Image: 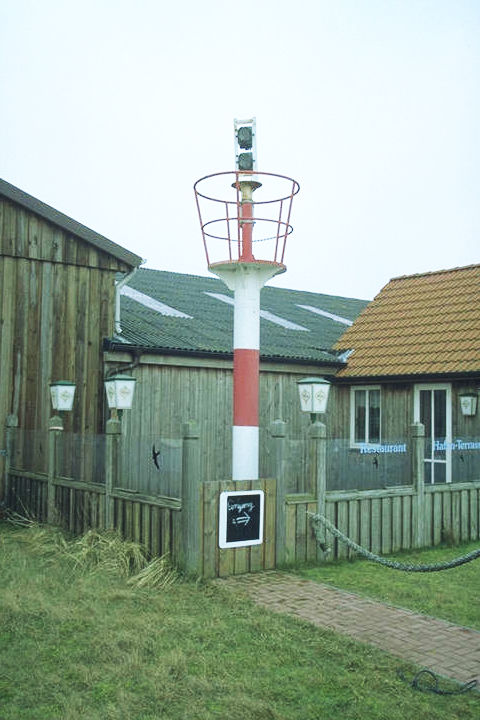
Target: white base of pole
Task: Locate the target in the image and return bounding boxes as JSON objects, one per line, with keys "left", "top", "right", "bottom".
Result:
{"left": 232, "top": 425, "right": 259, "bottom": 480}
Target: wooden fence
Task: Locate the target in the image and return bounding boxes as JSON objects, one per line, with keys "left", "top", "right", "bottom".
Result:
{"left": 4, "top": 415, "right": 182, "bottom": 560}
{"left": 276, "top": 421, "right": 480, "bottom": 566}
{"left": 4, "top": 415, "right": 480, "bottom": 578}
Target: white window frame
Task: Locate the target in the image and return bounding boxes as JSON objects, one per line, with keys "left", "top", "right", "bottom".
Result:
{"left": 413, "top": 383, "right": 452, "bottom": 484}
{"left": 350, "top": 385, "right": 381, "bottom": 449}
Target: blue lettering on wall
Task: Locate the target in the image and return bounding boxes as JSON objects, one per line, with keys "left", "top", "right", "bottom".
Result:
{"left": 360, "top": 443, "right": 407, "bottom": 454}
{"left": 434, "top": 440, "right": 480, "bottom": 451}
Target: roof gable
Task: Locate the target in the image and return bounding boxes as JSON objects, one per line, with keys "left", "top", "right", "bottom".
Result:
{"left": 335, "top": 264, "right": 480, "bottom": 378}
{"left": 0, "top": 178, "right": 142, "bottom": 268}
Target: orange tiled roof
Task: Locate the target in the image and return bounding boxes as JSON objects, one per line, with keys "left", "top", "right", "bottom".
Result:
{"left": 334, "top": 264, "right": 480, "bottom": 377}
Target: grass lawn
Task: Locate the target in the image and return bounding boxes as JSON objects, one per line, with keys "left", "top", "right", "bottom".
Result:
{"left": 297, "top": 541, "right": 480, "bottom": 630}
{"left": 1, "top": 521, "right": 478, "bottom": 720}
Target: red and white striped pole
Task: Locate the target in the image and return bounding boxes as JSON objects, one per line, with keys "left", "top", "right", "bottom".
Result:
{"left": 216, "top": 260, "right": 281, "bottom": 480}
{"left": 232, "top": 264, "right": 261, "bottom": 480}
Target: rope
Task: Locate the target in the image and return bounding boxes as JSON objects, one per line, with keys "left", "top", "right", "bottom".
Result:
{"left": 309, "top": 512, "right": 480, "bottom": 572}
{"left": 397, "top": 669, "right": 477, "bottom": 695}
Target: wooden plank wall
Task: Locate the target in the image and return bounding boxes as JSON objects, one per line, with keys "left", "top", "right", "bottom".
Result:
{"left": 0, "top": 255, "right": 116, "bottom": 435}
{"left": 0, "top": 198, "right": 129, "bottom": 269}
{"left": 201, "top": 478, "right": 276, "bottom": 579}
{"left": 0, "top": 197, "right": 133, "bottom": 496}
{"left": 119, "top": 359, "right": 329, "bottom": 496}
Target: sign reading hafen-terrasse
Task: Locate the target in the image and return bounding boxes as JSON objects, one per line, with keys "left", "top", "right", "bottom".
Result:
{"left": 219, "top": 490, "right": 264, "bottom": 549}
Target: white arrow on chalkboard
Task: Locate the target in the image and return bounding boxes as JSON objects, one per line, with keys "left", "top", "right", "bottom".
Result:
{"left": 232, "top": 512, "right": 251, "bottom": 526}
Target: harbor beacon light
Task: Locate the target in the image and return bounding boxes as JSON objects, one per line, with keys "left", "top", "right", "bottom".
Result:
{"left": 194, "top": 118, "right": 299, "bottom": 480}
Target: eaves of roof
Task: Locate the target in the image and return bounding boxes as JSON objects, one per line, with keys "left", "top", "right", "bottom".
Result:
{"left": 103, "top": 336, "right": 345, "bottom": 367}
{"left": 0, "top": 178, "right": 143, "bottom": 268}
{"left": 333, "top": 370, "right": 480, "bottom": 384}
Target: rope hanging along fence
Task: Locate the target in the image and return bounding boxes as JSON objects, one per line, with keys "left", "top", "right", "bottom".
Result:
{"left": 309, "top": 512, "right": 480, "bottom": 572}
{"left": 397, "top": 668, "right": 477, "bottom": 695}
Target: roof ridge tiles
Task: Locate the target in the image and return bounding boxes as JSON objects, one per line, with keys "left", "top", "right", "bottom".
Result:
{"left": 390, "top": 263, "right": 480, "bottom": 283}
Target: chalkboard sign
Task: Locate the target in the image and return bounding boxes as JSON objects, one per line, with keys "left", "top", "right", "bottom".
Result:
{"left": 219, "top": 490, "right": 264, "bottom": 549}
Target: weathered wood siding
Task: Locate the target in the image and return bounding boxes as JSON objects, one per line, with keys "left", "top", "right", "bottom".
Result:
{"left": 328, "top": 381, "right": 480, "bottom": 490}
{"left": 0, "top": 198, "right": 131, "bottom": 270}
{"left": 452, "top": 381, "right": 480, "bottom": 482}
{"left": 115, "top": 354, "right": 338, "bottom": 495}
{"left": 0, "top": 198, "right": 131, "bottom": 451}
{"left": 0, "top": 255, "right": 115, "bottom": 433}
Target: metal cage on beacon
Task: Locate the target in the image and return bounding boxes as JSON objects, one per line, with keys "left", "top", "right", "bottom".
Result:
{"left": 194, "top": 170, "right": 300, "bottom": 270}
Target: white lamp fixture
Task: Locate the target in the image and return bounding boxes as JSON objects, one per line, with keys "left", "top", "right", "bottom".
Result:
{"left": 460, "top": 393, "right": 478, "bottom": 417}
{"left": 104, "top": 374, "right": 136, "bottom": 411}
{"left": 50, "top": 381, "right": 76, "bottom": 412}
{"left": 297, "top": 377, "right": 331, "bottom": 420}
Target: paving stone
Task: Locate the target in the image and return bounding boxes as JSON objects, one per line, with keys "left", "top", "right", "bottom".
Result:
{"left": 215, "top": 571, "right": 480, "bottom": 687}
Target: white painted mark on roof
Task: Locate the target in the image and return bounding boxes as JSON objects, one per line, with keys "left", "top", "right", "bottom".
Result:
{"left": 205, "top": 292, "right": 234, "bottom": 306}
{"left": 297, "top": 305, "right": 353, "bottom": 326}
{"left": 205, "top": 292, "right": 310, "bottom": 331}
{"left": 260, "top": 310, "right": 310, "bottom": 331}
{"left": 122, "top": 286, "right": 192, "bottom": 318}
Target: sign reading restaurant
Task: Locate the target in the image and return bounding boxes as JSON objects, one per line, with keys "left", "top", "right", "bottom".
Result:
{"left": 359, "top": 439, "right": 480, "bottom": 454}
{"left": 360, "top": 443, "right": 407, "bottom": 454}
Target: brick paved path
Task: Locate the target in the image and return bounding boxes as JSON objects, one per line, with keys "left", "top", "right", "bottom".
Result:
{"left": 217, "top": 572, "right": 480, "bottom": 686}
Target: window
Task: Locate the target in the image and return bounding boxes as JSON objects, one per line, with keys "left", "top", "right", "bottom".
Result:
{"left": 350, "top": 386, "right": 381, "bottom": 447}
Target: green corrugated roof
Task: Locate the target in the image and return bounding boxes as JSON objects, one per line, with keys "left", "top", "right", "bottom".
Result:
{"left": 109, "top": 268, "right": 369, "bottom": 365}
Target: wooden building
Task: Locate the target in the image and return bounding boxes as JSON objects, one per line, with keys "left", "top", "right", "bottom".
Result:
{"left": 1, "top": 178, "right": 369, "bottom": 500}
{"left": 105, "top": 267, "right": 369, "bottom": 494}
{"left": 4, "top": 180, "right": 479, "bottom": 571}
{"left": 0, "top": 179, "right": 142, "bottom": 494}
{"left": 332, "top": 265, "right": 480, "bottom": 487}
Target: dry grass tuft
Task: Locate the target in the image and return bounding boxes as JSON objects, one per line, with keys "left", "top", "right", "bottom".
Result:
{"left": 3, "top": 515, "right": 175, "bottom": 583}
{"left": 65, "top": 530, "right": 148, "bottom": 576}
{"left": 6, "top": 519, "right": 69, "bottom": 559}
{"left": 128, "top": 554, "right": 178, "bottom": 589}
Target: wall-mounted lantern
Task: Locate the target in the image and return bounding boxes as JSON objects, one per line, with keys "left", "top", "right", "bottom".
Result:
{"left": 104, "top": 374, "right": 136, "bottom": 417}
{"left": 297, "top": 377, "right": 331, "bottom": 423}
{"left": 49, "top": 381, "right": 76, "bottom": 430}
{"left": 460, "top": 393, "right": 478, "bottom": 417}
{"left": 50, "top": 381, "right": 76, "bottom": 412}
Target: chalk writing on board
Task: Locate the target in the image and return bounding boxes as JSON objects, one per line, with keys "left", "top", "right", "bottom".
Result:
{"left": 219, "top": 491, "right": 265, "bottom": 548}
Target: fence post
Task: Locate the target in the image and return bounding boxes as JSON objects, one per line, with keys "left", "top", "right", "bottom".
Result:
{"left": 411, "top": 422, "right": 425, "bottom": 548}
{"left": 270, "top": 419, "right": 287, "bottom": 566}
{"left": 310, "top": 421, "right": 327, "bottom": 553}
{"left": 3, "top": 414, "right": 18, "bottom": 504}
{"left": 181, "top": 420, "right": 201, "bottom": 575}
{"left": 105, "top": 417, "right": 121, "bottom": 529}
{"left": 48, "top": 415, "right": 63, "bottom": 524}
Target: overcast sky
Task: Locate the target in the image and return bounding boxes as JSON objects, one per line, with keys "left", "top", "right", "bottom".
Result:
{"left": 1, "top": 0, "right": 479, "bottom": 300}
